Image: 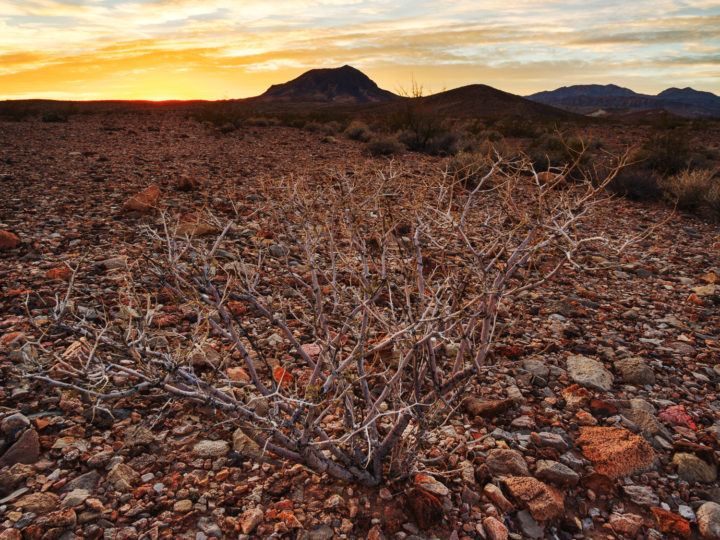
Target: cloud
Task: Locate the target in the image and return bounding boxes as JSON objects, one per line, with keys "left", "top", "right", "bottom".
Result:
{"left": 0, "top": 0, "right": 718, "bottom": 98}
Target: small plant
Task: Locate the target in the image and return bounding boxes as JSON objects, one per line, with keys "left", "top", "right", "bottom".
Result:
{"left": 661, "top": 168, "right": 720, "bottom": 215}
{"left": 636, "top": 131, "right": 691, "bottom": 176}
{"left": 345, "top": 120, "right": 372, "bottom": 142}
{"left": 365, "top": 135, "right": 405, "bottom": 156}
{"left": 607, "top": 167, "right": 664, "bottom": 202}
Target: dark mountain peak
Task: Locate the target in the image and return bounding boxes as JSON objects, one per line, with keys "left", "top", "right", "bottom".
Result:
{"left": 528, "top": 84, "right": 638, "bottom": 101}
{"left": 258, "top": 65, "right": 397, "bottom": 103}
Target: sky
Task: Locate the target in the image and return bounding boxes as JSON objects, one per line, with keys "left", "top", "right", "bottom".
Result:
{"left": 1, "top": 0, "right": 719, "bottom": 101}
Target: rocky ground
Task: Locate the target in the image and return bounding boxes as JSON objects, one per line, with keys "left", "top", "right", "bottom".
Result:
{"left": 1, "top": 112, "right": 720, "bottom": 540}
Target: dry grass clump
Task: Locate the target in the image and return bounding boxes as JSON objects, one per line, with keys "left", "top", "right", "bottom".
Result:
{"left": 365, "top": 135, "right": 405, "bottom": 156}
{"left": 345, "top": 120, "right": 373, "bottom": 142}
{"left": 661, "top": 168, "right": 720, "bottom": 216}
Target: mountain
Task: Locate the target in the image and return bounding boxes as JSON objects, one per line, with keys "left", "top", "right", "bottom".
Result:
{"left": 527, "top": 84, "right": 720, "bottom": 118}
{"left": 420, "top": 84, "right": 576, "bottom": 120}
{"left": 257, "top": 65, "right": 397, "bottom": 103}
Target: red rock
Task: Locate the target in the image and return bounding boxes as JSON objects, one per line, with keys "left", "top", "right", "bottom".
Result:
{"left": 561, "top": 384, "right": 591, "bottom": 408}
{"left": 483, "top": 516, "right": 509, "bottom": 540}
{"left": 45, "top": 266, "right": 73, "bottom": 280}
{"left": 576, "top": 426, "right": 656, "bottom": 479}
{"left": 0, "top": 429, "right": 40, "bottom": 467}
{"left": 658, "top": 405, "right": 698, "bottom": 431}
{"left": 609, "top": 513, "right": 644, "bottom": 537}
{"left": 463, "top": 397, "right": 514, "bottom": 418}
{"left": 240, "top": 508, "right": 264, "bottom": 535}
{"left": 483, "top": 483, "right": 515, "bottom": 513}
{"left": 504, "top": 476, "right": 564, "bottom": 521}
{"left": 651, "top": 507, "right": 691, "bottom": 538}
{"left": 406, "top": 487, "right": 443, "bottom": 529}
{"left": 0, "top": 230, "right": 20, "bottom": 250}
{"left": 122, "top": 185, "right": 161, "bottom": 213}
{"left": 0, "top": 331, "right": 25, "bottom": 348}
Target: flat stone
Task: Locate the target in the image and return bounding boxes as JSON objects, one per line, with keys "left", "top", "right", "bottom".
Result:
{"left": 0, "top": 413, "right": 30, "bottom": 435}
{"left": 486, "top": 448, "right": 529, "bottom": 477}
{"left": 174, "top": 499, "right": 193, "bottom": 513}
{"left": 614, "top": 357, "right": 655, "bottom": 385}
{"left": 14, "top": 491, "right": 59, "bottom": 513}
{"left": 0, "top": 429, "right": 39, "bottom": 467}
{"left": 577, "top": 426, "right": 656, "bottom": 479}
{"left": 413, "top": 473, "right": 449, "bottom": 497}
{"left": 672, "top": 453, "right": 717, "bottom": 483}
{"left": 622, "top": 484, "right": 659, "bottom": 507}
{"left": 64, "top": 471, "right": 101, "bottom": 492}
{"left": 193, "top": 440, "right": 230, "bottom": 458}
{"left": 567, "top": 355, "right": 614, "bottom": 391}
{"left": 535, "top": 460, "right": 579, "bottom": 487}
{"left": 522, "top": 359, "right": 550, "bottom": 380}
{"left": 61, "top": 489, "right": 90, "bottom": 508}
{"left": 515, "top": 509, "right": 544, "bottom": 538}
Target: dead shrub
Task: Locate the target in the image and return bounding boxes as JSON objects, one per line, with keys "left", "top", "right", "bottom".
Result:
{"left": 345, "top": 120, "right": 373, "bottom": 142}
{"left": 661, "top": 168, "right": 720, "bottom": 215}
{"left": 365, "top": 135, "right": 405, "bottom": 156}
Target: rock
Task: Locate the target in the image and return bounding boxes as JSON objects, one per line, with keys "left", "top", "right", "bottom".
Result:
{"left": 566, "top": 355, "right": 614, "bottom": 391}
{"left": 406, "top": 487, "right": 443, "bottom": 529}
{"left": 0, "top": 529, "right": 22, "bottom": 540}
{"left": 0, "top": 230, "right": 21, "bottom": 250}
{"left": 14, "top": 491, "right": 59, "bottom": 513}
{"left": 672, "top": 453, "right": 717, "bottom": 483}
{"left": 609, "top": 513, "right": 644, "bottom": 537}
{"left": 614, "top": 357, "right": 655, "bottom": 385}
{"left": 124, "top": 425, "right": 155, "bottom": 447}
{"left": 522, "top": 358, "right": 550, "bottom": 380}
{"left": 233, "top": 429, "right": 263, "bottom": 459}
{"left": 61, "top": 489, "right": 90, "bottom": 508}
{"left": 535, "top": 460, "right": 579, "bottom": 487}
{"left": 0, "top": 463, "right": 34, "bottom": 494}
{"left": 413, "top": 473, "right": 449, "bottom": 496}
{"left": 622, "top": 484, "right": 659, "bottom": 506}
{"left": 45, "top": 265, "right": 73, "bottom": 280}
{"left": 486, "top": 448, "right": 529, "bottom": 476}
{"left": 651, "top": 507, "right": 691, "bottom": 538}
{"left": 193, "top": 440, "right": 230, "bottom": 458}
{"left": 561, "top": 384, "right": 592, "bottom": 408}
{"left": 698, "top": 502, "right": 720, "bottom": 539}
{"left": 504, "top": 476, "right": 564, "bottom": 521}
{"left": 309, "top": 525, "right": 335, "bottom": 540}
{"left": 1, "top": 413, "right": 30, "bottom": 435}
{"left": 240, "top": 508, "right": 264, "bottom": 535}
{"left": 98, "top": 256, "right": 127, "bottom": 271}
{"left": 515, "top": 510, "right": 544, "bottom": 539}
{"left": 531, "top": 431, "right": 570, "bottom": 451}
{"left": 107, "top": 463, "right": 139, "bottom": 492}
{"left": 122, "top": 185, "right": 161, "bottom": 213}
{"left": 576, "top": 426, "right": 656, "bottom": 479}
{"left": 174, "top": 499, "right": 193, "bottom": 513}
{"left": 483, "top": 516, "right": 508, "bottom": 540}
{"left": 0, "top": 429, "right": 39, "bottom": 467}
{"left": 483, "top": 483, "right": 515, "bottom": 513}
{"left": 621, "top": 404, "right": 668, "bottom": 439}
{"left": 463, "top": 397, "right": 514, "bottom": 418}
{"left": 175, "top": 222, "right": 220, "bottom": 237}
{"left": 227, "top": 366, "right": 250, "bottom": 382}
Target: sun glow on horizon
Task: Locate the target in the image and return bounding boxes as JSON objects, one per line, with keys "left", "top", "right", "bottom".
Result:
{"left": 1, "top": 0, "right": 719, "bottom": 100}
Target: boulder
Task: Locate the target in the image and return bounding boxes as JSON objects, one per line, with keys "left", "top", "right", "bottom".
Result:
{"left": 504, "top": 476, "right": 564, "bottom": 521}
{"left": 577, "top": 426, "right": 656, "bottom": 479}
{"left": 566, "top": 355, "right": 614, "bottom": 391}
{"left": 0, "top": 429, "right": 39, "bottom": 467}
{"left": 0, "top": 230, "right": 20, "bottom": 250}
{"left": 698, "top": 502, "right": 720, "bottom": 539}
{"left": 672, "top": 453, "right": 717, "bottom": 483}
{"left": 122, "top": 185, "right": 161, "bottom": 213}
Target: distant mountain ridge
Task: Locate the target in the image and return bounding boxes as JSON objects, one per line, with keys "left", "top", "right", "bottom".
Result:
{"left": 256, "top": 65, "right": 397, "bottom": 103}
{"left": 527, "top": 85, "right": 720, "bottom": 118}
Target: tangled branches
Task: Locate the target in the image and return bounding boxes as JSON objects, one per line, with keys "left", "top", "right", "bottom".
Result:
{"left": 29, "top": 153, "right": 629, "bottom": 486}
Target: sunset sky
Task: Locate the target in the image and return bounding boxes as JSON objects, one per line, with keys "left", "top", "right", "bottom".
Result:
{"left": 1, "top": 0, "right": 719, "bottom": 101}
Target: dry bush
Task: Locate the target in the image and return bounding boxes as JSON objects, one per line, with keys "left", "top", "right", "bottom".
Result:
{"left": 30, "top": 154, "right": 631, "bottom": 486}
{"left": 661, "top": 168, "right": 720, "bottom": 215}
{"left": 365, "top": 136, "right": 405, "bottom": 156}
{"left": 345, "top": 120, "right": 373, "bottom": 142}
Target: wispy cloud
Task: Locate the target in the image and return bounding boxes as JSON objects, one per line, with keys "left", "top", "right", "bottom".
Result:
{"left": 0, "top": 0, "right": 718, "bottom": 99}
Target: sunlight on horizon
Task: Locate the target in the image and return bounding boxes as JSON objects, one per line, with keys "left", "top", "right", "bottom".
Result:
{"left": 1, "top": 0, "right": 719, "bottom": 100}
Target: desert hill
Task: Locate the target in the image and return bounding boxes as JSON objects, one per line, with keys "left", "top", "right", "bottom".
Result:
{"left": 256, "top": 65, "right": 398, "bottom": 103}
{"left": 528, "top": 84, "right": 720, "bottom": 118}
